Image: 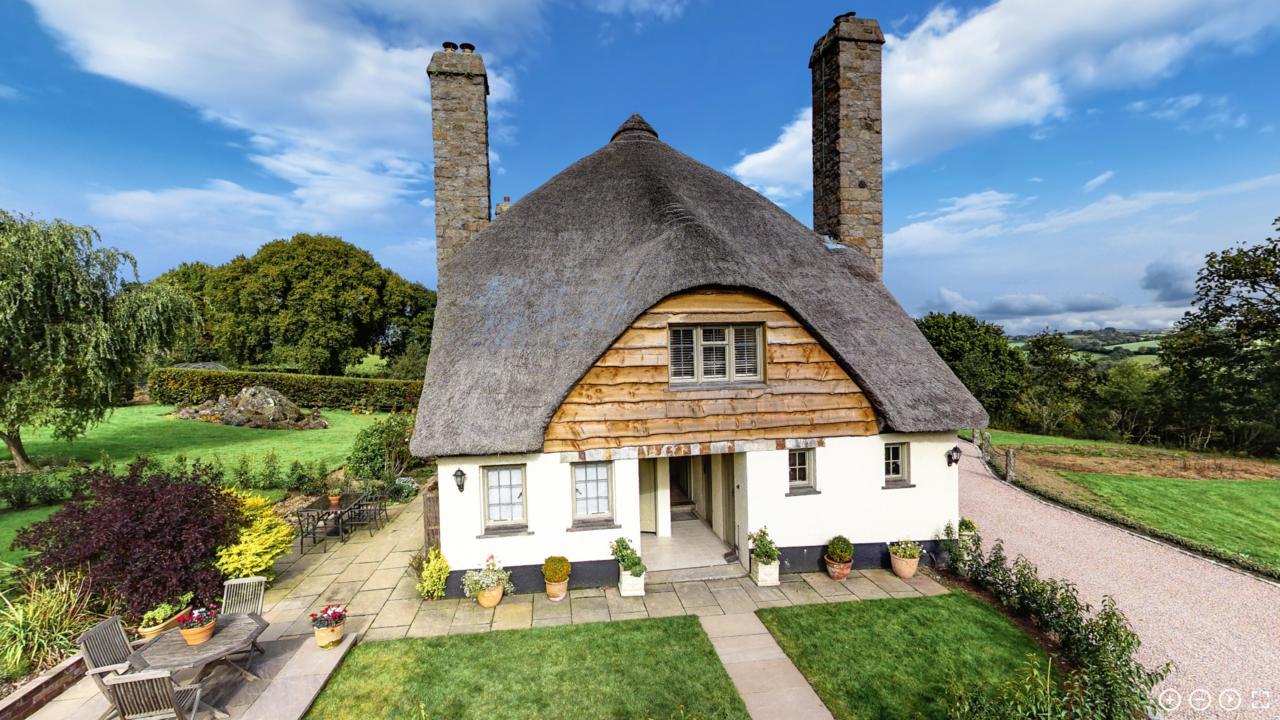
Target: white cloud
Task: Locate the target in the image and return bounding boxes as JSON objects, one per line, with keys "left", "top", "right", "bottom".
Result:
{"left": 1028, "top": 176, "right": 1045, "bottom": 183}
{"left": 730, "top": 108, "right": 812, "bottom": 201}
{"left": 733, "top": 0, "right": 1280, "bottom": 190}
{"left": 924, "top": 287, "right": 1182, "bottom": 333}
{"left": 0, "top": 84, "right": 19, "bottom": 100}
{"left": 589, "top": 0, "right": 688, "bottom": 21}
{"left": 890, "top": 190, "right": 1017, "bottom": 255}
{"left": 1083, "top": 170, "right": 1115, "bottom": 192}
{"left": 1126, "top": 93, "right": 1249, "bottom": 132}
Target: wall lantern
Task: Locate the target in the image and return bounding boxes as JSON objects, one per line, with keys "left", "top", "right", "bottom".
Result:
{"left": 946, "top": 446, "right": 963, "bottom": 467}
{"left": 453, "top": 468, "right": 467, "bottom": 493}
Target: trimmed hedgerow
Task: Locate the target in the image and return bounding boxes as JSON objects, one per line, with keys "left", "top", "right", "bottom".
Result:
{"left": 16, "top": 459, "right": 243, "bottom": 619}
{"left": 148, "top": 367, "right": 421, "bottom": 410}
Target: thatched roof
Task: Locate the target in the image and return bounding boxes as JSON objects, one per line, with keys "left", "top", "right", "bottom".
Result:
{"left": 412, "top": 115, "right": 987, "bottom": 457}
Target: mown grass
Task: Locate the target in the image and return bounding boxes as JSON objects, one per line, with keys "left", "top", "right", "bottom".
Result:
{"left": 1063, "top": 471, "right": 1280, "bottom": 574}
{"left": 962, "top": 429, "right": 1125, "bottom": 448}
{"left": 2, "top": 404, "right": 387, "bottom": 470}
{"left": 758, "top": 594, "right": 1045, "bottom": 720}
{"left": 0, "top": 505, "right": 60, "bottom": 564}
{"left": 306, "top": 616, "right": 749, "bottom": 720}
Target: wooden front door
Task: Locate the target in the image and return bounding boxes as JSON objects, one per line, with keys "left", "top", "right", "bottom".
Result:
{"left": 639, "top": 459, "right": 657, "bottom": 533}
{"left": 721, "top": 455, "right": 736, "bottom": 548}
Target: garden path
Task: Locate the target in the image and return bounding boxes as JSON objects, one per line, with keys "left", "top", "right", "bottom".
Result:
{"left": 959, "top": 443, "right": 1280, "bottom": 720}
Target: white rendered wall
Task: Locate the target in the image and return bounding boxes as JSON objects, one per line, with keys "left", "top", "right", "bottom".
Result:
{"left": 742, "top": 432, "right": 960, "bottom": 548}
{"left": 435, "top": 454, "right": 640, "bottom": 571}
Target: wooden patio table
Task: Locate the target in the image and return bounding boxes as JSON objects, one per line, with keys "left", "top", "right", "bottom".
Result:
{"left": 297, "top": 491, "right": 367, "bottom": 544}
{"left": 128, "top": 613, "right": 268, "bottom": 719}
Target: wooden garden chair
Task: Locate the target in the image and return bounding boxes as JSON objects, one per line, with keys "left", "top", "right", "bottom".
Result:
{"left": 101, "top": 670, "right": 202, "bottom": 720}
{"left": 221, "top": 576, "right": 267, "bottom": 665}
{"left": 76, "top": 616, "right": 136, "bottom": 719}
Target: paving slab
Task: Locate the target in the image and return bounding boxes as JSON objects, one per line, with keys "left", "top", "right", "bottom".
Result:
{"left": 363, "top": 625, "right": 409, "bottom": 641}
{"left": 453, "top": 601, "right": 495, "bottom": 626}
{"left": 492, "top": 600, "right": 533, "bottom": 630}
{"left": 533, "top": 593, "right": 572, "bottom": 620}
{"left": 711, "top": 633, "right": 788, "bottom": 663}
{"left": 699, "top": 612, "right": 768, "bottom": 638}
{"left": 800, "top": 572, "right": 853, "bottom": 597}
{"left": 711, "top": 587, "right": 758, "bottom": 614}
{"left": 569, "top": 587, "right": 604, "bottom": 599}
{"left": 605, "top": 587, "right": 647, "bottom": 615}
{"left": 362, "top": 567, "right": 407, "bottom": 591}
{"left": 841, "top": 575, "right": 889, "bottom": 599}
{"left": 862, "top": 568, "right": 914, "bottom": 594}
{"left": 346, "top": 587, "right": 393, "bottom": 616}
{"left": 642, "top": 591, "right": 685, "bottom": 618}
{"left": 335, "top": 561, "right": 379, "bottom": 584}
{"left": 372, "top": 598, "right": 422, "bottom": 628}
{"left": 779, "top": 581, "right": 825, "bottom": 605}
{"left": 570, "top": 596, "right": 610, "bottom": 624}
{"left": 532, "top": 616, "right": 572, "bottom": 628}
{"left": 673, "top": 581, "right": 716, "bottom": 607}
{"left": 905, "top": 574, "right": 949, "bottom": 596}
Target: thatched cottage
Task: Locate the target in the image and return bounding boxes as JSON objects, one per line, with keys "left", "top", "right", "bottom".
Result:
{"left": 411, "top": 14, "right": 987, "bottom": 594}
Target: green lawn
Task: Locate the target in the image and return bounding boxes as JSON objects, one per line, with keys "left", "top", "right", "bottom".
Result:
{"left": 1104, "top": 340, "right": 1160, "bottom": 351}
{"left": 758, "top": 594, "right": 1046, "bottom": 720}
{"left": 0, "top": 505, "right": 60, "bottom": 564}
{"left": 2, "top": 404, "right": 387, "bottom": 470}
{"left": 961, "top": 429, "right": 1124, "bottom": 448}
{"left": 1063, "top": 471, "right": 1280, "bottom": 574}
{"left": 306, "top": 616, "right": 749, "bottom": 720}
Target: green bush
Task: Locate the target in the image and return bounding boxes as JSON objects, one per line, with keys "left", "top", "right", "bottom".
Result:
{"left": 747, "top": 527, "right": 779, "bottom": 564}
{"left": 148, "top": 367, "right": 421, "bottom": 410}
{"left": 258, "top": 450, "right": 282, "bottom": 489}
{"left": 215, "top": 493, "right": 295, "bottom": 579}
{"left": 825, "top": 535, "right": 853, "bottom": 563}
{"left": 345, "top": 413, "right": 416, "bottom": 482}
{"left": 0, "top": 565, "right": 100, "bottom": 681}
{"left": 609, "top": 537, "right": 646, "bottom": 577}
{"left": 541, "top": 556, "right": 571, "bottom": 583}
{"left": 942, "top": 525, "right": 1169, "bottom": 718}
{"left": 0, "top": 472, "right": 73, "bottom": 509}
{"left": 416, "top": 547, "right": 450, "bottom": 600}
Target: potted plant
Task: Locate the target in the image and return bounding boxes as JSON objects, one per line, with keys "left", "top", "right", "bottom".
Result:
{"left": 327, "top": 480, "right": 344, "bottom": 509}
{"left": 137, "top": 592, "right": 193, "bottom": 640}
{"left": 542, "top": 555, "right": 571, "bottom": 603}
{"left": 889, "top": 539, "right": 923, "bottom": 579}
{"left": 747, "top": 527, "right": 780, "bottom": 587}
{"left": 958, "top": 517, "right": 978, "bottom": 538}
{"left": 176, "top": 603, "right": 218, "bottom": 646}
{"left": 462, "top": 555, "right": 515, "bottom": 608}
{"left": 824, "top": 535, "right": 853, "bottom": 580}
{"left": 310, "top": 604, "right": 347, "bottom": 648}
{"left": 610, "top": 537, "right": 646, "bottom": 597}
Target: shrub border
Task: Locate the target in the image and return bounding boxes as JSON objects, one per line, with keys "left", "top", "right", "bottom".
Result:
{"left": 148, "top": 367, "right": 421, "bottom": 410}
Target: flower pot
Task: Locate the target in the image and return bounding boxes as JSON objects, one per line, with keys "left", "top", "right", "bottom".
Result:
{"left": 314, "top": 621, "right": 345, "bottom": 648}
{"left": 328, "top": 495, "right": 341, "bottom": 509}
{"left": 544, "top": 578, "right": 569, "bottom": 603}
{"left": 750, "top": 558, "right": 779, "bottom": 587}
{"left": 618, "top": 564, "right": 646, "bottom": 597}
{"left": 179, "top": 620, "right": 216, "bottom": 646}
{"left": 138, "top": 607, "right": 189, "bottom": 640}
{"left": 824, "top": 554, "right": 853, "bottom": 580}
{"left": 890, "top": 554, "right": 919, "bottom": 579}
{"left": 476, "top": 586, "right": 504, "bottom": 608}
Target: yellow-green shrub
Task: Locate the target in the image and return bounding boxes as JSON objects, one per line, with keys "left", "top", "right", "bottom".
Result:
{"left": 416, "top": 547, "right": 450, "bottom": 600}
{"left": 216, "top": 494, "right": 295, "bottom": 579}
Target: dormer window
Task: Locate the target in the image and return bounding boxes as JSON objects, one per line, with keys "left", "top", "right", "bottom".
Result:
{"left": 669, "top": 325, "right": 763, "bottom": 385}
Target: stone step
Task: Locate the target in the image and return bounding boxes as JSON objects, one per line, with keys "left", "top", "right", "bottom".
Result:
{"left": 648, "top": 563, "right": 747, "bottom": 584}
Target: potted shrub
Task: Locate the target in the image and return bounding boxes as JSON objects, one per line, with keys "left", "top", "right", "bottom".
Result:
{"left": 311, "top": 604, "right": 347, "bottom": 648}
{"left": 610, "top": 537, "right": 646, "bottom": 597}
{"left": 824, "top": 535, "right": 853, "bottom": 580}
{"left": 747, "top": 527, "right": 780, "bottom": 587}
{"left": 176, "top": 603, "right": 218, "bottom": 646}
{"left": 137, "top": 592, "right": 193, "bottom": 640}
{"left": 327, "top": 480, "right": 344, "bottom": 509}
{"left": 542, "top": 556, "right": 571, "bottom": 603}
{"left": 889, "top": 539, "right": 923, "bottom": 579}
{"left": 462, "top": 555, "right": 515, "bottom": 608}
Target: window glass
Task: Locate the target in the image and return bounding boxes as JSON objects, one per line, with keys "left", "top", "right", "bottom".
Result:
{"left": 884, "top": 444, "right": 905, "bottom": 480}
{"left": 670, "top": 327, "right": 695, "bottom": 380}
{"left": 485, "top": 466, "right": 525, "bottom": 524}
{"left": 574, "top": 462, "right": 611, "bottom": 517}
{"left": 734, "top": 327, "right": 759, "bottom": 377}
{"left": 788, "top": 448, "right": 812, "bottom": 486}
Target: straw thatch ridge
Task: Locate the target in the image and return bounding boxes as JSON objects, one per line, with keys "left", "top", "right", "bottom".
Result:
{"left": 412, "top": 115, "right": 987, "bottom": 458}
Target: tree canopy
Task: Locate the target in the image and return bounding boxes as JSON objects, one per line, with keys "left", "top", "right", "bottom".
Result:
{"left": 157, "top": 234, "right": 435, "bottom": 376}
{"left": 0, "top": 211, "right": 197, "bottom": 471}
{"left": 914, "top": 312, "right": 1028, "bottom": 425}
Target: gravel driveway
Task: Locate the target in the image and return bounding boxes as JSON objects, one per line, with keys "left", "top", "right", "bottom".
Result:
{"left": 958, "top": 444, "right": 1280, "bottom": 719}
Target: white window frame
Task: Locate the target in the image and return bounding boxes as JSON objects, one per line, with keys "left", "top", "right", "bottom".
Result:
{"left": 571, "top": 461, "right": 614, "bottom": 522}
{"left": 884, "top": 443, "right": 910, "bottom": 486}
{"left": 668, "top": 324, "right": 764, "bottom": 385}
{"left": 482, "top": 464, "right": 527, "bottom": 529}
{"left": 788, "top": 448, "right": 815, "bottom": 489}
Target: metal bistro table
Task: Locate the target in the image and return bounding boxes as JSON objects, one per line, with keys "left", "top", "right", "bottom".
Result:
{"left": 129, "top": 613, "right": 268, "bottom": 719}
{"left": 297, "top": 491, "right": 367, "bottom": 546}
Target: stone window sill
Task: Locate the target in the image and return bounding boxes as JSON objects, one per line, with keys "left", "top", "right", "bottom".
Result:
{"left": 785, "top": 486, "right": 821, "bottom": 497}
{"left": 477, "top": 525, "right": 532, "bottom": 539}
{"left": 882, "top": 481, "right": 916, "bottom": 490}
{"left": 566, "top": 519, "right": 622, "bottom": 533}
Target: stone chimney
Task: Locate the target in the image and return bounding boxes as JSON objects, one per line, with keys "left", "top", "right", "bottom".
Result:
{"left": 428, "top": 41, "right": 490, "bottom": 273}
{"left": 810, "top": 12, "right": 885, "bottom": 275}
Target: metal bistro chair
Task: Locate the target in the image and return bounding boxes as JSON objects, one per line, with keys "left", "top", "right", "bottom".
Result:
{"left": 101, "top": 670, "right": 202, "bottom": 720}
{"left": 293, "top": 508, "right": 323, "bottom": 554}
{"left": 222, "top": 576, "right": 267, "bottom": 664}
{"left": 347, "top": 490, "right": 387, "bottom": 537}
{"left": 76, "top": 616, "right": 135, "bottom": 719}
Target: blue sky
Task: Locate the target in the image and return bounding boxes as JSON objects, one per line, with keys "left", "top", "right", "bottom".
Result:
{"left": 2, "top": 0, "right": 1278, "bottom": 334}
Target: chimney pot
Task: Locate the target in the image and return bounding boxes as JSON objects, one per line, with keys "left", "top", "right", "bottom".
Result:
{"left": 442, "top": 41, "right": 458, "bottom": 53}
{"left": 459, "top": 42, "right": 475, "bottom": 53}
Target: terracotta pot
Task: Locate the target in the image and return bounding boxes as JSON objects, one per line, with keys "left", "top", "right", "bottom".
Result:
{"left": 476, "top": 586, "right": 504, "bottom": 608}
{"left": 824, "top": 554, "right": 853, "bottom": 580}
{"left": 314, "top": 621, "right": 345, "bottom": 648}
{"left": 544, "top": 578, "right": 568, "bottom": 603}
{"left": 138, "top": 607, "right": 189, "bottom": 640}
{"left": 890, "top": 554, "right": 919, "bottom": 580}
{"left": 179, "top": 620, "right": 216, "bottom": 646}
{"left": 751, "top": 558, "right": 780, "bottom": 587}
{"left": 328, "top": 495, "right": 341, "bottom": 509}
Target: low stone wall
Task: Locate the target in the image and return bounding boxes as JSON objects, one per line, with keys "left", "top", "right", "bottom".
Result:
{"left": 0, "top": 653, "right": 87, "bottom": 720}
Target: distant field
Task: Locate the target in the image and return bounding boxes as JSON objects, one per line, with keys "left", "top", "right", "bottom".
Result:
{"left": 2, "top": 404, "right": 387, "bottom": 470}
{"left": 1063, "top": 471, "right": 1280, "bottom": 574}
{"left": 965, "top": 429, "right": 1125, "bottom": 448}
{"left": 1105, "top": 340, "right": 1160, "bottom": 351}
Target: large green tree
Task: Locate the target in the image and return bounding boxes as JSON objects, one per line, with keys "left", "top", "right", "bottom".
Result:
{"left": 0, "top": 212, "right": 197, "bottom": 471}
{"left": 1017, "top": 331, "right": 1097, "bottom": 435}
{"left": 168, "top": 234, "right": 435, "bottom": 376}
{"left": 915, "top": 312, "right": 1029, "bottom": 424}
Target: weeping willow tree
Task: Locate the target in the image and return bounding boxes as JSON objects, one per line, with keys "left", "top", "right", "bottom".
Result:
{"left": 0, "top": 211, "right": 197, "bottom": 472}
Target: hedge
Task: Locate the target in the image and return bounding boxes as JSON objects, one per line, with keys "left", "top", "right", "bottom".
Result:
{"left": 148, "top": 367, "right": 422, "bottom": 410}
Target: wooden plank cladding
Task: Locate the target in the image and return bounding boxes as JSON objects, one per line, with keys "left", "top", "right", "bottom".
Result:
{"left": 543, "top": 289, "right": 878, "bottom": 452}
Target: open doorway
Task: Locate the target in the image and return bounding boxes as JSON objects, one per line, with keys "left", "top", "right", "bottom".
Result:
{"left": 639, "top": 455, "right": 740, "bottom": 572}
